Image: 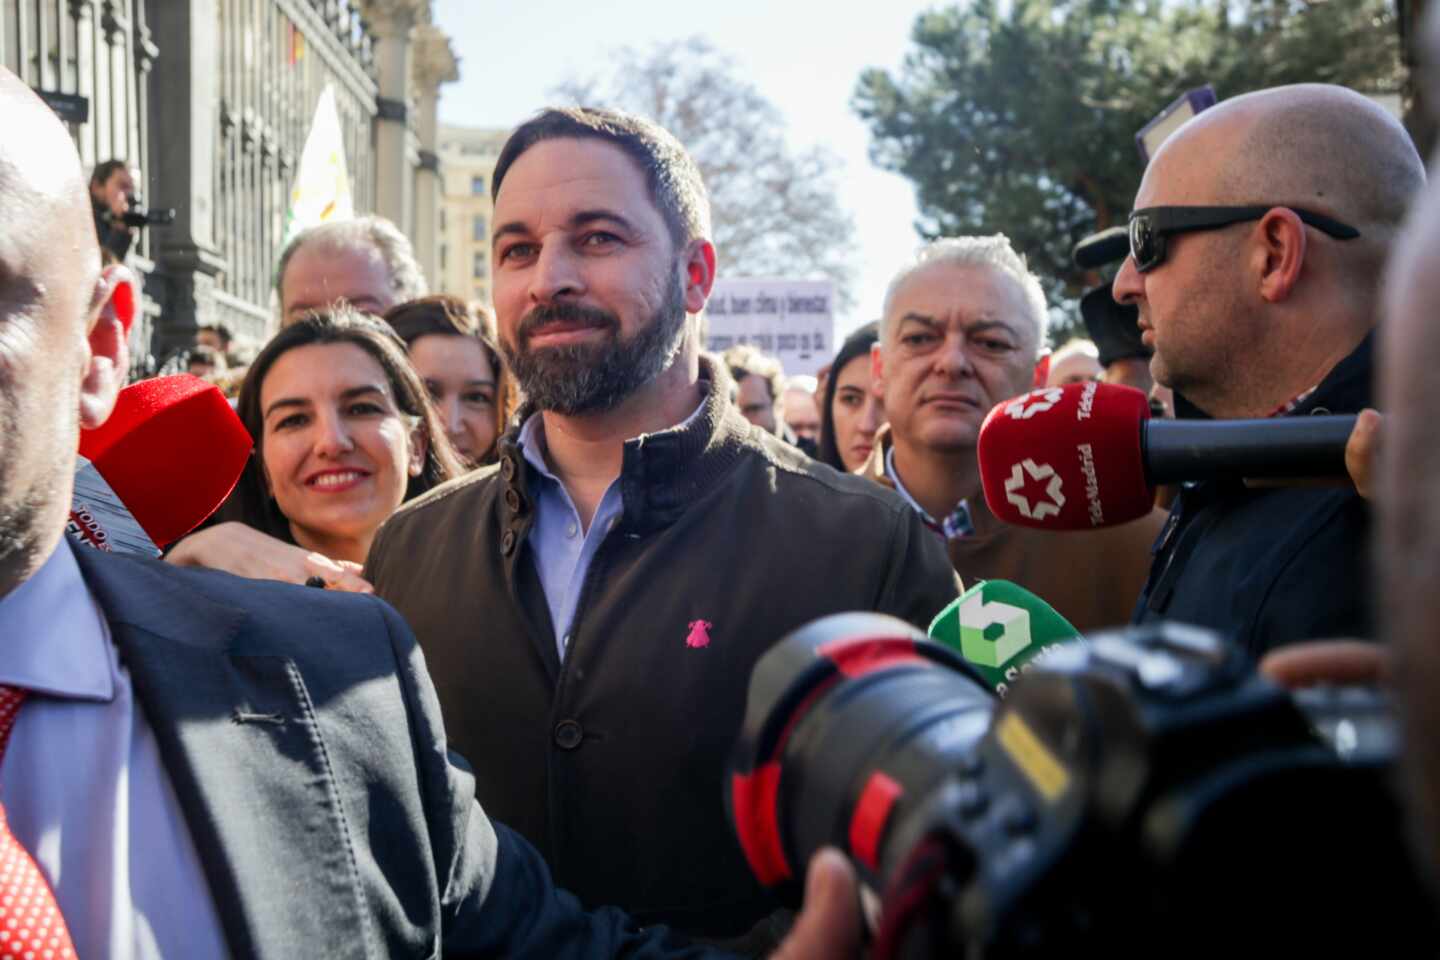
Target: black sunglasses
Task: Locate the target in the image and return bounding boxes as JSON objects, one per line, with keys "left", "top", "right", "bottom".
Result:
{"left": 1127, "top": 205, "right": 1360, "bottom": 273}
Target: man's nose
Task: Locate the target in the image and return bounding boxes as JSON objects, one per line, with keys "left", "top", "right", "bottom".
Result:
{"left": 932, "top": 332, "right": 975, "bottom": 379}
{"left": 1113, "top": 255, "right": 1144, "bottom": 305}
{"left": 529, "top": 242, "right": 585, "bottom": 305}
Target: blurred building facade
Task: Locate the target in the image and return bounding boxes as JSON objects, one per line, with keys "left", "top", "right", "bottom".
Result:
{"left": 436, "top": 123, "right": 507, "bottom": 306}
{"left": 1, "top": 0, "right": 458, "bottom": 370}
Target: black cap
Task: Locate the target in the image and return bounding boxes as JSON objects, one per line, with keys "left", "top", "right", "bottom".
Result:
{"left": 1072, "top": 226, "right": 1129, "bottom": 270}
{"left": 1080, "top": 286, "right": 1149, "bottom": 367}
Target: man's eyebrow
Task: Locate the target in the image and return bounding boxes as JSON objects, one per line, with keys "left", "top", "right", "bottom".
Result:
{"left": 964, "top": 319, "right": 1022, "bottom": 338}
{"left": 570, "top": 209, "right": 637, "bottom": 232}
{"left": 897, "top": 312, "right": 941, "bottom": 329}
{"left": 493, "top": 221, "right": 530, "bottom": 243}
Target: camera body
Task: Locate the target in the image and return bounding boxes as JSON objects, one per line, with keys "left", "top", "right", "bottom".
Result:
{"left": 729, "top": 616, "right": 1429, "bottom": 957}
{"left": 119, "top": 192, "right": 176, "bottom": 228}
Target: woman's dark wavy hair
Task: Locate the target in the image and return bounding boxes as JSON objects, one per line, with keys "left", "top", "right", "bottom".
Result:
{"left": 817, "top": 321, "right": 880, "bottom": 472}
{"left": 218, "top": 308, "right": 465, "bottom": 543}
{"left": 384, "top": 294, "right": 517, "bottom": 464}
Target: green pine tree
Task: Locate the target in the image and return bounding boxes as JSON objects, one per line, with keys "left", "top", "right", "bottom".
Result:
{"left": 855, "top": 0, "right": 1402, "bottom": 342}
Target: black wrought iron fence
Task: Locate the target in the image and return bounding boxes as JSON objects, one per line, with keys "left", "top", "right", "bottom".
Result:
{"left": 212, "top": 0, "right": 377, "bottom": 336}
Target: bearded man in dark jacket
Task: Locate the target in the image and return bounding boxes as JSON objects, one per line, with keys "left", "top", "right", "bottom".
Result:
{"left": 366, "top": 107, "right": 961, "bottom": 951}
{"left": 1111, "top": 83, "right": 1426, "bottom": 655}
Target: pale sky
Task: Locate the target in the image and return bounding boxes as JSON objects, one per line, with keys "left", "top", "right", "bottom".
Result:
{"left": 432, "top": 0, "right": 944, "bottom": 340}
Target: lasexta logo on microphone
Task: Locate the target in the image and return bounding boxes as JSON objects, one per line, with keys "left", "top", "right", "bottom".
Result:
{"left": 957, "top": 591, "right": 1031, "bottom": 668}
{"left": 1003, "top": 459, "right": 1065, "bottom": 521}
{"left": 929, "top": 580, "right": 1085, "bottom": 697}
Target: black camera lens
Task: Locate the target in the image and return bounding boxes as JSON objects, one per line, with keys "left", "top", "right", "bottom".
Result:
{"left": 728, "top": 613, "right": 992, "bottom": 891}
{"left": 730, "top": 617, "right": 1431, "bottom": 958}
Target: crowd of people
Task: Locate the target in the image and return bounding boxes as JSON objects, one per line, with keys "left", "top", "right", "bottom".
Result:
{"left": 2, "top": 43, "right": 1440, "bottom": 959}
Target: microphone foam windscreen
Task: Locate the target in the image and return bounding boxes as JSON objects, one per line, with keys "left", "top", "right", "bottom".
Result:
{"left": 978, "top": 381, "right": 1154, "bottom": 530}
{"left": 79, "top": 375, "right": 253, "bottom": 546}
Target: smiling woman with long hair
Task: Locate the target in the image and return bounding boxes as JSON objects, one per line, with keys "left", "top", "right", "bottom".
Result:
{"left": 384, "top": 294, "right": 516, "bottom": 468}
{"left": 165, "top": 308, "right": 464, "bottom": 588}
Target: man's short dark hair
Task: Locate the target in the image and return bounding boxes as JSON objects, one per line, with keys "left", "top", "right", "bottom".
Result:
{"left": 491, "top": 107, "right": 711, "bottom": 247}
{"left": 198, "top": 322, "right": 233, "bottom": 347}
{"left": 188, "top": 344, "right": 223, "bottom": 368}
{"left": 89, "top": 159, "right": 129, "bottom": 189}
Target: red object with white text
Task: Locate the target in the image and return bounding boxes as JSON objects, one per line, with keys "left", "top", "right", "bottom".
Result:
{"left": 977, "top": 381, "right": 1154, "bottom": 530}
{"left": 77, "top": 375, "right": 253, "bottom": 547}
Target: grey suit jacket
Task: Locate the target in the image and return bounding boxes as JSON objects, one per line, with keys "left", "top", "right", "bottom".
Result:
{"left": 70, "top": 545, "right": 726, "bottom": 960}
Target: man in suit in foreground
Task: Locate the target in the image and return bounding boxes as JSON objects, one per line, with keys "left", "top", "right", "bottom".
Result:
{"left": 0, "top": 68, "right": 856, "bottom": 959}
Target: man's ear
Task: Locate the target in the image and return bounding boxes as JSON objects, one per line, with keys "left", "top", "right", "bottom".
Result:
{"left": 1255, "top": 208, "right": 1308, "bottom": 304}
{"left": 682, "top": 239, "right": 718, "bottom": 314}
{"left": 78, "top": 265, "right": 134, "bottom": 431}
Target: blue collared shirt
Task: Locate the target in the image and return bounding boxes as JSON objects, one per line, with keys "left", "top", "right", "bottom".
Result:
{"left": 0, "top": 539, "right": 228, "bottom": 958}
{"left": 518, "top": 401, "right": 705, "bottom": 660}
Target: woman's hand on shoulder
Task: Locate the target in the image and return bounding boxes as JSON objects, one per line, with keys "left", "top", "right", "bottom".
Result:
{"left": 165, "top": 522, "right": 374, "bottom": 593}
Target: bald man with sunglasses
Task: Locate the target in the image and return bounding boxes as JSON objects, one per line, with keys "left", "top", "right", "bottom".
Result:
{"left": 1112, "top": 83, "right": 1424, "bottom": 655}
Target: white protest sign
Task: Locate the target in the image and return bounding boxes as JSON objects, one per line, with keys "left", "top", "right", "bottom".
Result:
{"left": 704, "top": 278, "right": 835, "bottom": 377}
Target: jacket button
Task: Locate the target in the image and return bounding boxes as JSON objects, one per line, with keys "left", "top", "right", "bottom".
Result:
{"left": 504, "top": 488, "right": 526, "bottom": 513}
{"left": 554, "top": 719, "right": 583, "bottom": 750}
{"left": 501, "top": 457, "right": 517, "bottom": 480}
{"left": 501, "top": 530, "right": 517, "bottom": 554}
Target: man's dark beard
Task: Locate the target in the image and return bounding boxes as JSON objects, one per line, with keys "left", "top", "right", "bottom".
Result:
{"left": 500, "top": 271, "right": 687, "bottom": 415}
{"left": 0, "top": 491, "right": 48, "bottom": 583}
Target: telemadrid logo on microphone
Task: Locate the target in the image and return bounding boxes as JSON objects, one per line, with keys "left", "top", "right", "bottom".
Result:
{"left": 1003, "top": 388, "right": 1063, "bottom": 420}
{"left": 1003, "top": 458, "right": 1065, "bottom": 521}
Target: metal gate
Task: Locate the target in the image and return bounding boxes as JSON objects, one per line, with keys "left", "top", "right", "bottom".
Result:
{"left": 212, "top": 0, "right": 377, "bottom": 338}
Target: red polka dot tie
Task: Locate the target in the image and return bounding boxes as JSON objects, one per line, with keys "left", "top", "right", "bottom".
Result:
{"left": 0, "top": 688, "right": 76, "bottom": 960}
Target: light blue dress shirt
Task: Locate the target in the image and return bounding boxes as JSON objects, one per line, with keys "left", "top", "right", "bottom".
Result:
{"left": 517, "top": 401, "right": 705, "bottom": 660}
{"left": 0, "top": 539, "right": 228, "bottom": 959}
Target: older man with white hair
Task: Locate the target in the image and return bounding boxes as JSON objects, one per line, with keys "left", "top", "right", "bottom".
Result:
{"left": 863, "top": 234, "right": 1164, "bottom": 631}
{"left": 276, "top": 214, "right": 428, "bottom": 326}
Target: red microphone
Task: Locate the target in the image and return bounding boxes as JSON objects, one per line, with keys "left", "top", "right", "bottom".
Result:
{"left": 979, "top": 382, "right": 1357, "bottom": 530}
{"left": 75, "top": 375, "right": 253, "bottom": 549}
{"left": 978, "top": 382, "right": 1153, "bottom": 530}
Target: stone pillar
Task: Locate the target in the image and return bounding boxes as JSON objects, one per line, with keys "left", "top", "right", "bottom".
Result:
{"left": 145, "top": 0, "right": 227, "bottom": 359}
{"left": 358, "top": 0, "right": 427, "bottom": 239}
{"left": 410, "top": 24, "right": 458, "bottom": 292}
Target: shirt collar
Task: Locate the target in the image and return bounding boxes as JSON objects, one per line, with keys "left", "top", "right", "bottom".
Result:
{"left": 0, "top": 539, "right": 115, "bottom": 702}
{"left": 515, "top": 396, "right": 709, "bottom": 483}
{"left": 1265, "top": 384, "right": 1320, "bottom": 419}
{"left": 884, "top": 445, "right": 976, "bottom": 539}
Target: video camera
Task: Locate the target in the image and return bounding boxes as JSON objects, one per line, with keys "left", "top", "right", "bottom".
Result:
{"left": 119, "top": 191, "right": 176, "bottom": 229}
{"left": 728, "top": 615, "right": 1431, "bottom": 957}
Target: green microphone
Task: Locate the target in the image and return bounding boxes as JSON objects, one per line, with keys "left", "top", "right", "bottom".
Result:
{"left": 928, "top": 579, "right": 1084, "bottom": 697}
